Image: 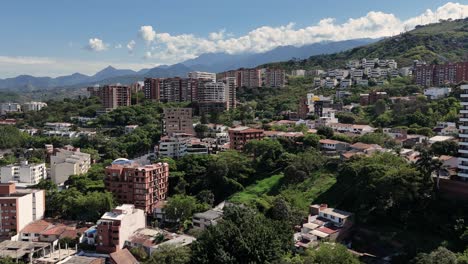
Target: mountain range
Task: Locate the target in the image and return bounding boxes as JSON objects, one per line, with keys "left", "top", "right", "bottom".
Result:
{"left": 0, "top": 38, "right": 376, "bottom": 92}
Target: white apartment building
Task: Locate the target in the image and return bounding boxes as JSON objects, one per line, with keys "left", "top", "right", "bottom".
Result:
{"left": 44, "top": 122, "right": 73, "bottom": 131}
{"left": 96, "top": 204, "right": 146, "bottom": 252}
{"left": 458, "top": 85, "right": 468, "bottom": 179}
{"left": 22, "top": 102, "right": 47, "bottom": 112}
{"left": 340, "top": 79, "right": 352, "bottom": 88}
{"left": 157, "top": 136, "right": 188, "bottom": 159}
{"left": 324, "top": 79, "right": 338, "bottom": 88}
{"left": 424, "top": 87, "right": 452, "bottom": 100}
{"left": 0, "top": 103, "right": 21, "bottom": 115}
{"left": 188, "top": 71, "right": 216, "bottom": 82}
{"left": 199, "top": 82, "right": 227, "bottom": 103}
{"left": 0, "top": 161, "right": 46, "bottom": 185}
{"left": 291, "top": 69, "right": 306, "bottom": 77}
{"left": 0, "top": 183, "right": 45, "bottom": 239}
{"left": 50, "top": 147, "right": 91, "bottom": 185}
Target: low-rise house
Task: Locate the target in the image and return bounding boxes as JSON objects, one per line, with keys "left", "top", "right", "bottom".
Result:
{"left": 124, "top": 125, "right": 138, "bottom": 134}
{"left": 350, "top": 142, "right": 384, "bottom": 154}
{"left": 400, "top": 134, "right": 428, "bottom": 148}
{"left": 192, "top": 202, "right": 227, "bottom": 230}
{"left": 429, "top": 135, "right": 454, "bottom": 144}
{"left": 295, "top": 204, "right": 353, "bottom": 249}
{"left": 328, "top": 123, "right": 375, "bottom": 135}
{"left": 324, "top": 78, "right": 338, "bottom": 88}
{"left": 228, "top": 126, "right": 264, "bottom": 151}
{"left": 340, "top": 79, "right": 352, "bottom": 88}
{"left": 319, "top": 139, "right": 350, "bottom": 153}
{"left": 18, "top": 220, "right": 88, "bottom": 244}
{"left": 125, "top": 228, "right": 196, "bottom": 255}
{"left": 383, "top": 128, "right": 407, "bottom": 140}
{"left": 424, "top": 87, "right": 452, "bottom": 100}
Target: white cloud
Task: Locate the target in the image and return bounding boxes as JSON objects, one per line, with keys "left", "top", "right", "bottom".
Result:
{"left": 85, "top": 38, "right": 108, "bottom": 52}
{"left": 0, "top": 56, "right": 157, "bottom": 78}
{"left": 209, "top": 29, "right": 226, "bottom": 41}
{"left": 126, "top": 40, "right": 136, "bottom": 53}
{"left": 138, "top": 25, "right": 156, "bottom": 44}
{"left": 115, "top": 43, "right": 123, "bottom": 49}
{"left": 138, "top": 2, "right": 468, "bottom": 64}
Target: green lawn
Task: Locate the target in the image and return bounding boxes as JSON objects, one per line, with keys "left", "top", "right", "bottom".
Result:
{"left": 230, "top": 173, "right": 284, "bottom": 206}
{"left": 229, "top": 171, "right": 338, "bottom": 213}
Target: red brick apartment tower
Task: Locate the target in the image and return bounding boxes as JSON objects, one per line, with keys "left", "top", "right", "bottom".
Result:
{"left": 143, "top": 78, "right": 161, "bottom": 101}
{"left": 101, "top": 85, "right": 131, "bottom": 109}
{"left": 104, "top": 161, "right": 169, "bottom": 214}
{"left": 456, "top": 62, "right": 468, "bottom": 83}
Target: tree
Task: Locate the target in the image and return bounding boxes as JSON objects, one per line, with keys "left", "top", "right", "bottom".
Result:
{"left": 431, "top": 140, "right": 458, "bottom": 156}
{"left": 338, "top": 153, "right": 432, "bottom": 223}
{"left": 130, "top": 246, "right": 149, "bottom": 261}
{"left": 303, "top": 243, "right": 360, "bottom": 264}
{"left": 412, "top": 247, "right": 457, "bottom": 264}
{"left": 374, "top": 99, "right": 387, "bottom": 116}
{"left": 191, "top": 205, "right": 293, "bottom": 264}
{"left": 302, "top": 133, "right": 320, "bottom": 149}
{"left": 316, "top": 126, "right": 333, "bottom": 138}
{"left": 147, "top": 244, "right": 191, "bottom": 264}
{"left": 165, "top": 195, "right": 207, "bottom": 224}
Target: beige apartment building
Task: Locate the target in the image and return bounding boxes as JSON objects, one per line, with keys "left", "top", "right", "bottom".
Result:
{"left": 50, "top": 146, "right": 91, "bottom": 185}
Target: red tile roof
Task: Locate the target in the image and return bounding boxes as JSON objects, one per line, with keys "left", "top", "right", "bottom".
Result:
{"left": 110, "top": 248, "right": 139, "bottom": 264}
{"left": 20, "top": 220, "right": 52, "bottom": 234}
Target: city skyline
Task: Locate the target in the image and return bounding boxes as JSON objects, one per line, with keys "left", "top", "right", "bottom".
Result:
{"left": 0, "top": 0, "right": 467, "bottom": 78}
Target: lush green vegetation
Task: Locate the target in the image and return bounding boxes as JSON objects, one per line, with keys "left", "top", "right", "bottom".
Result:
{"left": 263, "top": 18, "right": 468, "bottom": 70}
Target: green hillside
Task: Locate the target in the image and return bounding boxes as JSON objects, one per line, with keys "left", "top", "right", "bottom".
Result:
{"left": 263, "top": 18, "right": 468, "bottom": 70}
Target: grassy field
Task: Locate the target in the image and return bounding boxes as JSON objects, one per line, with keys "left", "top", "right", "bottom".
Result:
{"left": 229, "top": 171, "right": 338, "bottom": 213}
{"left": 230, "top": 173, "right": 284, "bottom": 206}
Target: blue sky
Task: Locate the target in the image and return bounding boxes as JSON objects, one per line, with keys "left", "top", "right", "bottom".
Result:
{"left": 0, "top": 0, "right": 467, "bottom": 77}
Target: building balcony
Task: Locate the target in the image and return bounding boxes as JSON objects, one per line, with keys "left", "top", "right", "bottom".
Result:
{"left": 461, "top": 94, "right": 468, "bottom": 97}
{"left": 460, "top": 134, "right": 468, "bottom": 138}
{"left": 461, "top": 118, "right": 468, "bottom": 122}
{"left": 460, "top": 142, "right": 468, "bottom": 146}
{"left": 461, "top": 110, "right": 468, "bottom": 114}
{"left": 458, "top": 172, "right": 468, "bottom": 178}
{"left": 461, "top": 126, "right": 468, "bottom": 130}
{"left": 459, "top": 157, "right": 468, "bottom": 162}
{"left": 458, "top": 165, "right": 468, "bottom": 170}
{"left": 462, "top": 102, "right": 468, "bottom": 106}
{"left": 459, "top": 149, "right": 468, "bottom": 154}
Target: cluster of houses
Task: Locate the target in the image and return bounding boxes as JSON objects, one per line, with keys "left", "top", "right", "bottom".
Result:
{"left": 298, "top": 58, "right": 412, "bottom": 89}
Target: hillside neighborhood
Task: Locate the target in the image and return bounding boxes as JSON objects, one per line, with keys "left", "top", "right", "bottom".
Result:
{"left": 1, "top": 4, "right": 468, "bottom": 264}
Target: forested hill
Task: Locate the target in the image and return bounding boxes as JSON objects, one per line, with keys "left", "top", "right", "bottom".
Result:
{"left": 262, "top": 18, "right": 468, "bottom": 70}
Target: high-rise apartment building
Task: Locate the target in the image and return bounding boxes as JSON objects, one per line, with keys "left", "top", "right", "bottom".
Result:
{"left": 88, "top": 85, "right": 131, "bottom": 109}
{"left": 265, "top": 69, "right": 286, "bottom": 88}
{"left": 143, "top": 78, "right": 161, "bottom": 101}
{"left": 50, "top": 146, "right": 91, "bottom": 185}
{"left": 104, "top": 160, "right": 169, "bottom": 214}
{"left": 414, "top": 62, "right": 468, "bottom": 86}
{"left": 0, "top": 161, "right": 47, "bottom": 185}
{"left": 458, "top": 84, "right": 468, "bottom": 179}
{"left": 197, "top": 80, "right": 230, "bottom": 114}
{"left": 238, "top": 68, "right": 262, "bottom": 88}
{"left": 0, "top": 183, "right": 45, "bottom": 240}
{"left": 163, "top": 108, "right": 194, "bottom": 136}
{"left": 223, "top": 77, "right": 237, "bottom": 109}
{"left": 96, "top": 204, "right": 145, "bottom": 253}
{"left": 188, "top": 71, "right": 216, "bottom": 82}
{"left": 144, "top": 78, "right": 198, "bottom": 103}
